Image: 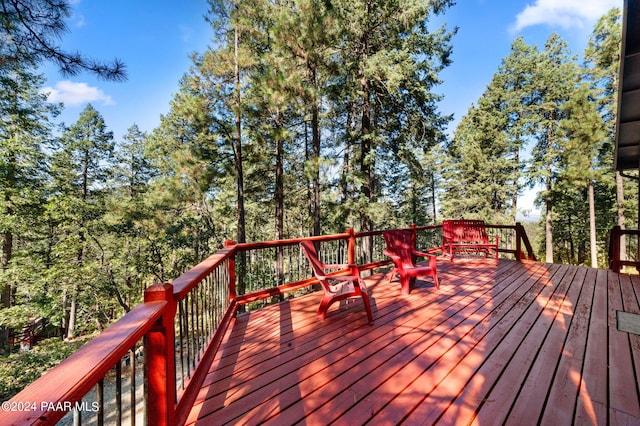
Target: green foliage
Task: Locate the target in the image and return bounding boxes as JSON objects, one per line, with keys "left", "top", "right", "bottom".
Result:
{"left": 0, "top": 337, "right": 88, "bottom": 401}
{"left": 441, "top": 37, "right": 536, "bottom": 223}
{"left": 443, "top": 9, "right": 623, "bottom": 266}
{"left": 0, "top": 2, "right": 629, "bottom": 395}
{"left": 0, "top": 0, "right": 126, "bottom": 80}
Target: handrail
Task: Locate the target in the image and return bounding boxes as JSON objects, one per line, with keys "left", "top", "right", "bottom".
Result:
{"left": 172, "top": 244, "right": 237, "bottom": 300}
{"left": 2, "top": 222, "right": 533, "bottom": 425}
{"left": 608, "top": 225, "right": 640, "bottom": 272}
{"left": 480, "top": 223, "right": 536, "bottom": 261}
{"left": 1, "top": 300, "right": 167, "bottom": 425}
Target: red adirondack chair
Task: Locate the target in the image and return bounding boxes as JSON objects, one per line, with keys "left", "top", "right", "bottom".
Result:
{"left": 300, "top": 241, "right": 374, "bottom": 324}
{"left": 383, "top": 230, "right": 439, "bottom": 295}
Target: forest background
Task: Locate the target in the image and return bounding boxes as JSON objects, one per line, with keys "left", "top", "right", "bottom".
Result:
{"left": 0, "top": 0, "right": 633, "bottom": 399}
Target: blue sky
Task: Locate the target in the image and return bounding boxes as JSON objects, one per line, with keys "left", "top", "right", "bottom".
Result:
{"left": 41, "top": 0, "right": 623, "bottom": 218}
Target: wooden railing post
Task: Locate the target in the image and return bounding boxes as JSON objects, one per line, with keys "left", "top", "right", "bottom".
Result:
{"left": 609, "top": 225, "right": 622, "bottom": 272}
{"left": 144, "top": 282, "right": 177, "bottom": 426}
{"left": 515, "top": 222, "right": 535, "bottom": 261}
{"left": 515, "top": 222, "right": 523, "bottom": 260}
{"left": 346, "top": 228, "right": 356, "bottom": 265}
{"left": 224, "top": 240, "right": 237, "bottom": 301}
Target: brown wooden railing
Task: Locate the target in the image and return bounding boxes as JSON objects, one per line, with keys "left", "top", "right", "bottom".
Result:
{"left": 1, "top": 223, "right": 534, "bottom": 425}
{"left": 608, "top": 225, "right": 640, "bottom": 272}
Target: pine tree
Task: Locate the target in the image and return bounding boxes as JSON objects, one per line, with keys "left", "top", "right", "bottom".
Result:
{"left": 330, "top": 0, "right": 454, "bottom": 232}
{"left": 0, "top": 63, "right": 58, "bottom": 351}
{"left": 583, "top": 8, "right": 626, "bottom": 262}
{"left": 0, "top": 0, "right": 125, "bottom": 80}
{"left": 49, "top": 104, "right": 114, "bottom": 339}
{"left": 528, "top": 34, "right": 579, "bottom": 263}
{"left": 442, "top": 38, "right": 537, "bottom": 222}
{"left": 555, "top": 82, "right": 606, "bottom": 266}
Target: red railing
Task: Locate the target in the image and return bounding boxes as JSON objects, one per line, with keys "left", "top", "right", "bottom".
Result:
{"left": 608, "top": 225, "right": 640, "bottom": 272}
{"left": 2, "top": 223, "right": 534, "bottom": 425}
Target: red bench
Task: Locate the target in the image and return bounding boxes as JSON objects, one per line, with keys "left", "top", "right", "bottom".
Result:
{"left": 442, "top": 219, "right": 499, "bottom": 260}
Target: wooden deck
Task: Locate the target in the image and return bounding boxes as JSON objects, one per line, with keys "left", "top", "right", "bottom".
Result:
{"left": 185, "top": 259, "right": 640, "bottom": 425}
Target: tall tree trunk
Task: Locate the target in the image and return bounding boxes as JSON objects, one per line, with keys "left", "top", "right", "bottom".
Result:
{"left": 1, "top": 204, "right": 12, "bottom": 353}
{"left": 234, "top": 27, "right": 246, "bottom": 245}
{"left": 588, "top": 179, "right": 597, "bottom": 268}
{"left": 234, "top": 26, "right": 246, "bottom": 299}
{"left": 341, "top": 99, "right": 354, "bottom": 220}
{"left": 511, "top": 145, "right": 520, "bottom": 221}
{"left": 1, "top": 218, "right": 12, "bottom": 308}
{"left": 360, "top": 84, "right": 373, "bottom": 228}
{"left": 431, "top": 171, "right": 437, "bottom": 223}
{"left": 67, "top": 149, "right": 90, "bottom": 340}
{"left": 275, "top": 115, "right": 284, "bottom": 289}
{"left": 310, "top": 65, "right": 321, "bottom": 237}
{"left": 66, "top": 288, "right": 77, "bottom": 340}
{"left": 616, "top": 170, "right": 626, "bottom": 262}
{"left": 359, "top": 64, "right": 374, "bottom": 265}
{"left": 545, "top": 174, "right": 553, "bottom": 263}
{"left": 2, "top": 155, "right": 15, "bottom": 309}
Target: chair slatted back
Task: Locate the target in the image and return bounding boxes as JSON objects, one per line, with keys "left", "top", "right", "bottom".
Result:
{"left": 383, "top": 230, "right": 415, "bottom": 269}
{"left": 300, "top": 240, "right": 329, "bottom": 285}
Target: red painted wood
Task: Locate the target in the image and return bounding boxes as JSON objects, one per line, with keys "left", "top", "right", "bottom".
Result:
{"left": 309, "top": 261, "right": 542, "bottom": 426}
{"left": 541, "top": 267, "right": 596, "bottom": 424}
{"left": 172, "top": 245, "right": 236, "bottom": 299}
{"left": 145, "top": 283, "right": 177, "bottom": 426}
{"left": 383, "top": 229, "right": 439, "bottom": 294}
{"left": 184, "top": 259, "right": 640, "bottom": 426}
{"left": 608, "top": 272, "right": 640, "bottom": 419}
{"left": 299, "top": 240, "right": 373, "bottom": 323}
{"left": 187, "top": 261, "right": 499, "bottom": 425}
{"left": 627, "top": 275, "right": 640, "bottom": 404}
{"left": 366, "top": 263, "right": 564, "bottom": 425}
{"left": 174, "top": 300, "right": 238, "bottom": 426}
{"left": 505, "top": 264, "right": 585, "bottom": 423}
{"left": 574, "top": 268, "right": 609, "bottom": 425}
{"left": 1, "top": 301, "right": 166, "bottom": 426}
{"left": 438, "top": 263, "right": 574, "bottom": 425}
{"left": 442, "top": 219, "right": 499, "bottom": 260}
{"left": 266, "top": 263, "right": 518, "bottom": 425}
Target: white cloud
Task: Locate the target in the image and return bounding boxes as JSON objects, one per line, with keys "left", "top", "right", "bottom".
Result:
{"left": 74, "top": 14, "right": 87, "bottom": 28}
{"left": 180, "top": 25, "right": 193, "bottom": 42}
{"left": 41, "top": 80, "right": 114, "bottom": 106}
{"left": 511, "top": 0, "right": 621, "bottom": 32}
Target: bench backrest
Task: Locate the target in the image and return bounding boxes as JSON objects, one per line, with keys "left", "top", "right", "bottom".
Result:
{"left": 442, "top": 220, "right": 489, "bottom": 243}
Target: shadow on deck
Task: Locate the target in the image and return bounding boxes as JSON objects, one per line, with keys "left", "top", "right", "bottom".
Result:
{"left": 186, "top": 258, "right": 640, "bottom": 425}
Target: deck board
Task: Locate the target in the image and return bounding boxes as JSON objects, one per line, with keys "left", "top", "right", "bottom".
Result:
{"left": 186, "top": 259, "right": 640, "bottom": 425}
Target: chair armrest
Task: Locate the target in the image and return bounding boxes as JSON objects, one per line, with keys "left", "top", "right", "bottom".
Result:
{"left": 326, "top": 274, "right": 359, "bottom": 282}
{"left": 323, "top": 263, "right": 356, "bottom": 270}
{"left": 383, "top": 249, "right": 402, "bottom": 262}
{"left": 324, "top": 264, "right": 361, "bottom": 278}
{"left": 413, "top": 251, "right": 437, "bottom": 268}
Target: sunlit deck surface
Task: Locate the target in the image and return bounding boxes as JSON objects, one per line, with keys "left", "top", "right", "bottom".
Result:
{"left": 186, "top": 258, "right": 640, "bottom": 425}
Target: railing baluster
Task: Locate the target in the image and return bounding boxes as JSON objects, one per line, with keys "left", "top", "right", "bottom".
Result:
{"left": 116, "top": 360, "right": 122, "bottom": 425}
{"left": 190, "top": 292, "right": 196, "bottom": 371}
{"left": 74, "top": 406, "right": 81, "bottom": 426}
{"left": 178, "top": 301, "right": 185, "bottom": 390}
{"left": 97, "top": 379, "right": 104, "bottom": 426}
{"left": 130, "top": 347, "right": 136, "bottom": 426}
